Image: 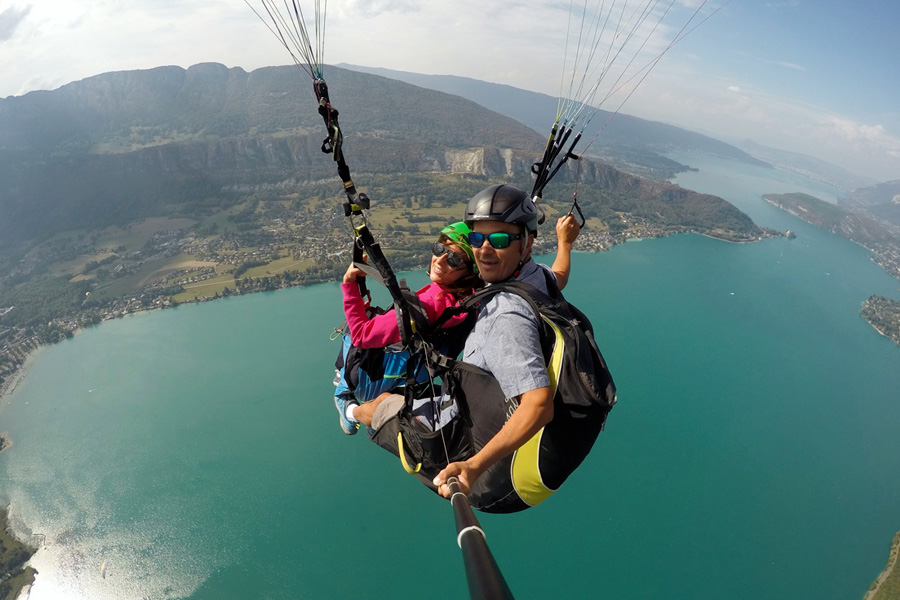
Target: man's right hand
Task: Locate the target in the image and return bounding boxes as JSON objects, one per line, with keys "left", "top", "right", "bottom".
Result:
{"left": 433, "top": 460, "right": 481, "bottom": 498}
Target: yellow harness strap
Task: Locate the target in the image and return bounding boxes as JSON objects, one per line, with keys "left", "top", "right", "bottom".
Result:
{"left": 510, "top": 314, "right": 564, "bottom": 506}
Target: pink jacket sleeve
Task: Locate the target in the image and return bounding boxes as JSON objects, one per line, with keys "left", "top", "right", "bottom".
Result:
{"left": 341, "top": 282, "right": 467, "bottom": 349}
{"left": 342, "top": 282, "right": 401, "bottom": 348}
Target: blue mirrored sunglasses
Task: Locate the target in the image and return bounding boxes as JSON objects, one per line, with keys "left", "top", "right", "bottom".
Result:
{"left": 467, "top": 231, "right": 525, "bottom": 249}
{"left": 431, "top": 241, "right": 467, "bottom": 269}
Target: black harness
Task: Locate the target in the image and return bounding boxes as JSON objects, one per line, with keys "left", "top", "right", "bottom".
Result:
{"left": 313, "top": 78, "right": 418, "bottom": 347}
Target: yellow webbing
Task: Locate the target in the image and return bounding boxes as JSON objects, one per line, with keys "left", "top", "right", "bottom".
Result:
{"left": 397, "top": 431, "right": 422, "bottom": 474}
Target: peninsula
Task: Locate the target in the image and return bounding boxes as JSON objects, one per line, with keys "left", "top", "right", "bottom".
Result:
{"left": 762, "top": 192, "right": 900, "bottom": 281}
{"left": 860, "top": 296, "right": 900, "bottom": 346}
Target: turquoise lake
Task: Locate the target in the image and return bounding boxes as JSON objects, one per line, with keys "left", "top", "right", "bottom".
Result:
{"left": 1, "top": 153, "right": 899, "bottom": 599}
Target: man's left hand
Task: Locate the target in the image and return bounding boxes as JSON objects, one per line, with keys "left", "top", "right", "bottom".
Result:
{"left": 556, "top": 213, "right": 581, "bottom": 245}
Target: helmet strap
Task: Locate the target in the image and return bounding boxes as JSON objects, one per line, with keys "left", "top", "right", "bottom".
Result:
{"left": 513, "top": 226, "right": 531, "bottom": 279}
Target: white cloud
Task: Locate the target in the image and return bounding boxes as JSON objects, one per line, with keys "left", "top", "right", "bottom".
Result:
{"left": 0, "top": 0, "right": 723, "bottom": 99}
{"left": 1, "top": 0, "right": 898, "bottom": 180}
{"left": 615, "top": 67, "right": 900, "bottom": 180}
{"left": 0, "top": 4, "right": 31, "bottom": 41}
{"left": 811, "top": 117, "right": 900, "bottom": 173}
{"left": 777, "top": 61, "right": 804, "bottom": 71}
{"left": 824, "top": 117, "right": 889, "bottom": 144}
{"left": 335, "top": 0, "right": 420, "bottom": 17}
{"left": 590, "top": 47, "right": 900, "bottom": 178}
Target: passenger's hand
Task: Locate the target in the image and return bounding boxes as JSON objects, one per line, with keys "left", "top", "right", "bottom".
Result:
{"left": 556, "top": 213, "right": 581, "bottom": 245}
{"left": 434, "top": 460, "right": 479, "bottom": 498}
{"left": 342, "top": 260, "right": 366, "bottom": 284}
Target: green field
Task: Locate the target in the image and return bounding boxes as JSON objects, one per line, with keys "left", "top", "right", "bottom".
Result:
{"left": 172, "top": 275, "right": 236, "bottom": 302}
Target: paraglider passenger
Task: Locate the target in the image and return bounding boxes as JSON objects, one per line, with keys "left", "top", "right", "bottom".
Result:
{"left": 333, "top": 222, "right": 483, "bottom": 434}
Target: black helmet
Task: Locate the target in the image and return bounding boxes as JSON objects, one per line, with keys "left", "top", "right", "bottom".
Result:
{"left": 464, "top": 184, "right": 538, "bottom": 237}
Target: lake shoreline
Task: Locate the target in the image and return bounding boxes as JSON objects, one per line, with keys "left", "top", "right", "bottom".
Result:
{"left": 0, "top": 344, "right": 49, "bottom": 412}
{"left": 0, "top": 229, "right": 782, "bottom": 409}
{"left": 865, "top": 530, "right": 900, "bottom": 600}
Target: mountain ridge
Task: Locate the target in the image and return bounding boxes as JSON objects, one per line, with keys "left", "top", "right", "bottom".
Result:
{"left": 0, "top": 62, "right": 764, "bottom": 249}
{"left": 338, "top": 63, "right": 887, "bottom": 192}
{"left": 735, "top": 139, "right": 876, "bottom": 192}
{"left": 336, "top": 63, "right": 770, "bottom": 177}
{"left": 0, "top": 63, "right": 548, "bottom": 245}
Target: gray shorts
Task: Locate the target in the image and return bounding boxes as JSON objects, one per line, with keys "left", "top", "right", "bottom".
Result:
{"left": 371, "top": 393, "right": 405, "bottom": 431}
{"left": 371, "top": 393, "right": 459, "bottom": 432}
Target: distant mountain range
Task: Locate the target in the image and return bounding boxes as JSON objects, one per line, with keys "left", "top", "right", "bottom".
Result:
{"left": 0, "top": 63, "right": 543, "bottom": 158}
{"left": 0, "top": 62, "right": 764, "bottom": 249}
{"left": 763, "top": 192, "right": 900, "bottom": 281}
{"left": 339, "top": 64, "right": 769, "bottom": 178}
{"left": 844, "top": 180, "right": 900, "bottom": 228}
{"left": 2, "top": 61, "right": 887, "bottom": 257}
{"left": 847, "top": 180, "right": 900, "bottom": 207}
{"left": 734, "top": 139, "right": 876, "bottom": 191}
{"left": 0, "top": 63, "right": 543, "bottom": 246}
{"left": 0, "top": 61, "right": 773, "bottom": 351}
{"left": 340, "top": 64, "right": 891, "bottom": 194}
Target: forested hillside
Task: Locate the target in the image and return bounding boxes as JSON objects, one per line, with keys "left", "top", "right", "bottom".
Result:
{"left": 0, "top": 63, "right": 546, "bottom": 247}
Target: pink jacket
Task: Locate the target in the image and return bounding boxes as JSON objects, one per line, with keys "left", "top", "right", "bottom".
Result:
{"left": 341, "top": 282, "right": 469, "bottom": 349}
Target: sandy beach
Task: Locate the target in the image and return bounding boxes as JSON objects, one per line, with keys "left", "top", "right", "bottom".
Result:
{"left": 0, "top": 368, "right": 25, "bottom": 406}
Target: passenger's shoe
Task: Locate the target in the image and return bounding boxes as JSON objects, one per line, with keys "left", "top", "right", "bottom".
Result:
{"left": 334, "top": 393, "right": 359, "bottom": 435}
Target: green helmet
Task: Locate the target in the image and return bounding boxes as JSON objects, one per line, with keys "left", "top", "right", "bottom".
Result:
{"left": 440, "top": 221, "right": 475, "bottom": 264}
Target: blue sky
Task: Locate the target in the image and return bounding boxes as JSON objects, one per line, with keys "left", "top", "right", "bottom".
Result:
{"left": 1, "top": 0, "right": 898, "bottom": 182}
